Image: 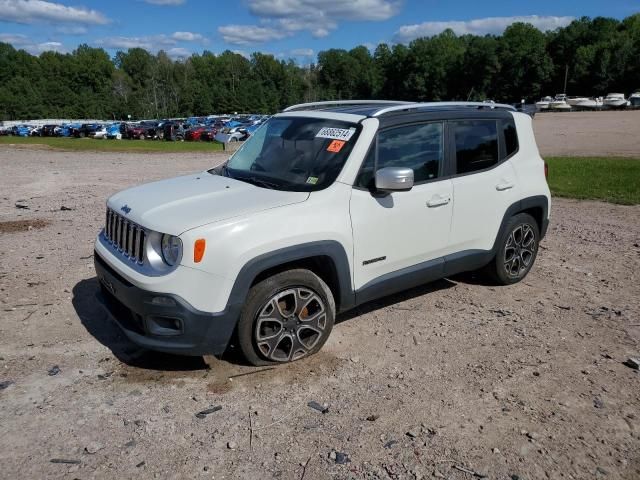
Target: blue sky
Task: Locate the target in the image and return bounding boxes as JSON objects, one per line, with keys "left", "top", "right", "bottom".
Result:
{"left": 0, "top": 0, "right": 637, "bottom": 61}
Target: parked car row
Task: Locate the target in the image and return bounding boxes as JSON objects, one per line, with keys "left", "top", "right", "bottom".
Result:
{"left": 0, "top": 115, "right": 269, "bottom": 143}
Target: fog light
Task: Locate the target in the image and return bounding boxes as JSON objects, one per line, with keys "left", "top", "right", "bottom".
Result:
{"left": 146, "top": 315, "right": 183, "bottom": 336}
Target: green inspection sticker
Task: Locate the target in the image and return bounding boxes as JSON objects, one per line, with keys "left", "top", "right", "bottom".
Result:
{"left": 306, "top": 176, "right": 318, "bottom": 185}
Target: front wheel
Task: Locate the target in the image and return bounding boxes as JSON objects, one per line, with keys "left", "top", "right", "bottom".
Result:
{"left": 237, "top": 269, "right": 335, "bottom": 366}
{"left": 486, "top": 213, "right": 540, "bottom": 285}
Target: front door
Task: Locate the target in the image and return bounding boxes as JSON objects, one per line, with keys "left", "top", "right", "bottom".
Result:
{"left": 350, "top": 121, "right": 453, "bottom": 292}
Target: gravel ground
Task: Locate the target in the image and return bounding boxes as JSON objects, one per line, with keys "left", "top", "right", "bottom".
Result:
{"left": 0, "top": 140, "right": 639, "bottom": 480}
{"left": 533, "top": 110, "right": 640, "bottom": 158}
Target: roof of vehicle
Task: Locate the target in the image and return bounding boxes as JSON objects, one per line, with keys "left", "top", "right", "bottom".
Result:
{"left": 281, "top": 100, "right": 517, "bottom": 121}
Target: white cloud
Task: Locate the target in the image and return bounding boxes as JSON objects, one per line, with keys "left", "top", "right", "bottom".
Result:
{"left": 0, "top": 0, "right": 109, "bottom": 25}
{"left": 290, "top": 48, "right": 314, "bottom": 57}
{"left": 0, "top": 33, "right": 67, "bottom": 54}
{"left": 95, "top": 35, "right": 176, "bottom": 50}
{"left": 167, "top": 47, "right": 191, "bottom": 59}
{"left": 0, "top": 33, "right": 30, "bottom": 44}
{"left": 95, "top": 32, "right": 207, "bottom": 51}
{"left": 219, "top": 0, "right": 402, "bottom": 44}
{"left": 171, "top": 31, "right": 208, "bottom": 44}
{"left": 218, "top": 25, "right": 288, "bottom": 45}
{"left": 143, "top": 0, "right": 186, "bottom": 4}
{"left": 31, "top": 41, "right": 66, "bottom": 54}
{"left": 394, "top": 15, "right": 575, "bottom": 43}
{"left": 55, "top": 25, "right": 88, "bottom": 35}
{"left": 247, "top": 0, "right": 401, "bottom": 21}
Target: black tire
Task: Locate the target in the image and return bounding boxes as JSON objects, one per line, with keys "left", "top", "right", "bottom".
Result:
{"left": 486, "top": 213, "right": 540, "bottom": 285}
{"left": 237, "top": 269, "right": 336, "bottom": 366}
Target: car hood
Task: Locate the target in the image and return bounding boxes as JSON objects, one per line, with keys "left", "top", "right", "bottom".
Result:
{"left": 107, "top": 172, "right": 309, "bottom": 236}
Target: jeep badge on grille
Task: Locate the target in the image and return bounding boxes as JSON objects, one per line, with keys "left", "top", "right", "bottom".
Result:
{"left": 120, "top": 204, "right": 131, "bottom": 214}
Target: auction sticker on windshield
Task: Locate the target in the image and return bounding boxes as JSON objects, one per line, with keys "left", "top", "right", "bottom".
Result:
{"left": 316, "top": 127, "right": 356, "bottom": 141}
{"left": 327, "top": 140, "right": 346, "bottom": 153}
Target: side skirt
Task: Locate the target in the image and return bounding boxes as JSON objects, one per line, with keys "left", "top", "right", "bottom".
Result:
{"left": 354, "top": 249, "right": 493, "bottom": 307}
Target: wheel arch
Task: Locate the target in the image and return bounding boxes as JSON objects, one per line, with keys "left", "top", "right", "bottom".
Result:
{"left": 227, "top": 241, "right": 355, "bottom": 314}
{"left": 492, "top": 195, "right": 549, "bottom": 254}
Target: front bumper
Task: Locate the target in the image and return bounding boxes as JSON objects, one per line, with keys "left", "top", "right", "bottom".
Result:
{"left": 94, "top": 252, "right": 240, "bottom": 356}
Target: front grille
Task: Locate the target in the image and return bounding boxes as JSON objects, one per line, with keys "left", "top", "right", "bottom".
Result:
{"left": 104, "top": 208, "right": 146, "bottom": 264}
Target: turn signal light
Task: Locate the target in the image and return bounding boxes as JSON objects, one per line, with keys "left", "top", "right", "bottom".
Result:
{"left": 194, "top": 239, "right": 206, "bottom": 263}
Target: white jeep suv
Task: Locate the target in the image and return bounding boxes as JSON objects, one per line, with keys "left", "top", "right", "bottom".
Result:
{"left": 94, "top": 101, "right": 550, "bottom": 365}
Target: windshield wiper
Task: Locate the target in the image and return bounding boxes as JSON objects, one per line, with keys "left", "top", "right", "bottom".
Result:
{"left": 240, "top": 176, "right": 281, "bottom": 190}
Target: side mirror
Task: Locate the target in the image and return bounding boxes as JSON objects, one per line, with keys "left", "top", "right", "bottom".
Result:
{"left": 375, "top": 167, "right": 414, "bottom": 192}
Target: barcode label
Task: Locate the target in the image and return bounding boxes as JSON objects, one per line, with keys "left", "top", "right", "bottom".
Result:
{"left": 316, "top": 127, "right": 356, "bottom": 141}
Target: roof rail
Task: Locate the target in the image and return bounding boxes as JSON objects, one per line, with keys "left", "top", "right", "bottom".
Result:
{"left": 282, "top": 100, "right": 413, "bottom": 112}
{"left": 372, "top": 101, "right": 516, "bottom": 117}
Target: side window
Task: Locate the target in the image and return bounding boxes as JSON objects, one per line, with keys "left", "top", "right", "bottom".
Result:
{"left": 503, "top": 118, "right": 519, "bottom": 158}
{"left": 452, "top": 120, "right": 499, "bottom": 174}
{"left": 378, "top": 123, "right": 443, "bottom": 183}
{"left": 355, "top": 122, "right": 443, "bottom": 188}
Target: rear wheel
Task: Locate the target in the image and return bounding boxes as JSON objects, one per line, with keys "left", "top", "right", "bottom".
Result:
{"left": 486, "top": 213, "right": 539, "bottom": 285}
{"left": 237, "top": 269, "right": 335, "bottom": 366}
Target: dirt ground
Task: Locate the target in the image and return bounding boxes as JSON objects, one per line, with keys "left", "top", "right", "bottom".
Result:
{"left": 533, "top": 110, "right": 640, "bottom": 158}
{"left": 1, "top": 120, "right": 639, "bottom": 480}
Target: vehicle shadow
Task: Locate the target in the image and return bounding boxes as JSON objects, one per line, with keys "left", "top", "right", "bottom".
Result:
{"left": 74, "top": 272, "right": 487, "bottom": 370}
{"left": 72, "top": 277, "right": 210, "bottom": 372}
{"left": 336, "top": 277, "right": 457, "bottom": 324}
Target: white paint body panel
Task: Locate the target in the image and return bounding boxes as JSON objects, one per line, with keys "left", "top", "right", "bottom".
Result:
{"left": 449, "top": 160, "right": 519, "bottom": 252}
{"left": 350, "top": 180, "right": 453, "bottom": 289}
{"left": 107, "top": 173, "right": 309, "bottom": 236}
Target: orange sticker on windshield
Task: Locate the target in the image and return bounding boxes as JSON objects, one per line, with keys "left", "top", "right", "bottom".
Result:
{"left": 327, "top": 140, "right": 346, "bottom": 153}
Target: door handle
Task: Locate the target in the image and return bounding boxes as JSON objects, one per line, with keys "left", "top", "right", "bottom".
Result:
{"left": 496, "top": 181, "right": 514, "bottom": 191}
{"left": 427, "top": 195, "right": 451, "bottom": 208}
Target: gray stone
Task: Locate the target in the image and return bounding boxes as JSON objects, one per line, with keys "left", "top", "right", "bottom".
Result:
{"left": 85, "top": 442, "right": 104, "bottom": 454}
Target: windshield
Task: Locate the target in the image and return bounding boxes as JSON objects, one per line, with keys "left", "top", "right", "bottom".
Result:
{"left": 216, "top": 116, "right": 361, "bottom": 191}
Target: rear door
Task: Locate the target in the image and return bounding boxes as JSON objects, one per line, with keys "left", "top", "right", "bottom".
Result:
{"left": 447, "top": 118, "right": 521, "bottom": 253}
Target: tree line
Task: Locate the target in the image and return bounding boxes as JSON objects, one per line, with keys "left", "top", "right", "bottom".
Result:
{"left": 0, "top": 14, "right": 638, "bottom": 121}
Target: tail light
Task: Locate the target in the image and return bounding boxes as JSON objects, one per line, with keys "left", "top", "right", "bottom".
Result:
{"left": 544, "top": 161, "right": 548, "bottom": 179}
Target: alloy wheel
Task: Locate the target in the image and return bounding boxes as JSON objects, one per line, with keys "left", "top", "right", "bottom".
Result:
{"left": 254, "top": 287, "right": 327, "bottom": 362}
{"left": 503, "top": 224, "right": 536, "bottom": 278}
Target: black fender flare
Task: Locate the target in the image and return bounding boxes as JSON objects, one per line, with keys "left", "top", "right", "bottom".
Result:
{"left": 225, "top": 240, "right": 355, "bottom": 314}
{"left": 491, "top": 195, "right": 550, "bottom": 254}
{"left": 443, "top": 195, "right": 549, "bottom": 277}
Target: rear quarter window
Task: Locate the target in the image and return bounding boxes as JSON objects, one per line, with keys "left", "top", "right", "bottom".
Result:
{"left": 503, "top": 117, "right": 519, "bottom": 158}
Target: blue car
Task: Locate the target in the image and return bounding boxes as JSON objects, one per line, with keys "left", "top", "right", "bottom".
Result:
{"left": 13, "top": 125, "right": 33, "bottom": 137}
{"left": 58, "top": 123, "right": 80, "bottom": 137}
{"left": 106, "top": 123, "right": 123, "bottom": 139}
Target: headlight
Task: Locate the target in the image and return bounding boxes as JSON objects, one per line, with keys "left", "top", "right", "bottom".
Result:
{"left": 161, "top": 234, "right": 182, "bottom": 266}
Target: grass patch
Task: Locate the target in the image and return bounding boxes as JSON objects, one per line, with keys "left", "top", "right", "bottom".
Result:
{"left": 0, "top": 136, "right": 225, "bottom": 153}
{"left": 545, "top": 156, "right": 640, "bottom": 205}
